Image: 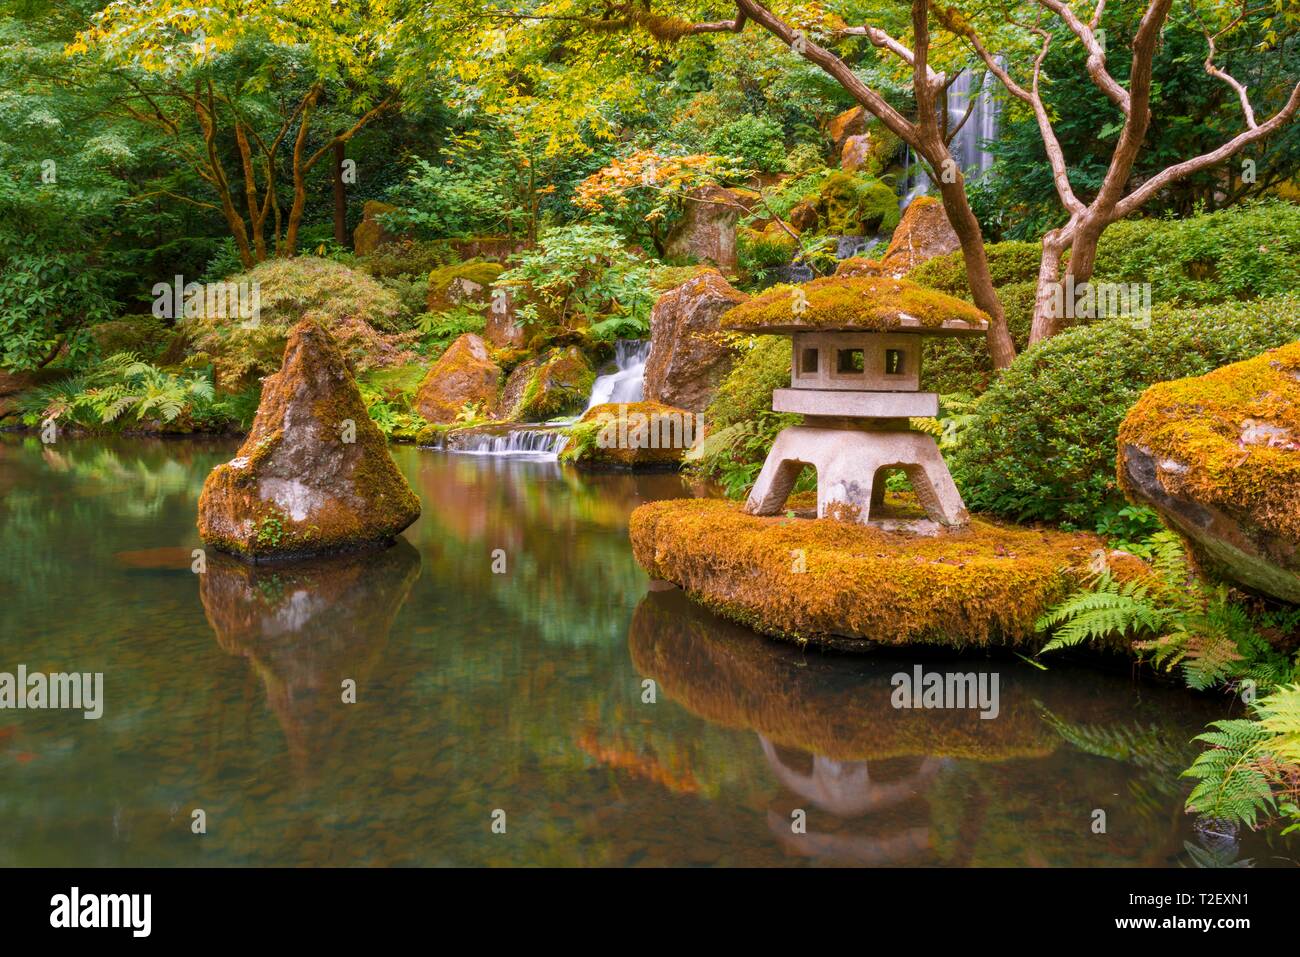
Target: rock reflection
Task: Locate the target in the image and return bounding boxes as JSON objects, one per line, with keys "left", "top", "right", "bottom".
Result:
{"left": 629, "top": 587, "right": 1201, "bottom": 866}
{"left": 199, "top": 541, "right": 421, "bottom": 777}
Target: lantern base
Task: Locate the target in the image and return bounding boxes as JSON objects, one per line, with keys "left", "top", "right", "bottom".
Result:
{"left": 744, "top": 424, "right": 970, "bottom": 527}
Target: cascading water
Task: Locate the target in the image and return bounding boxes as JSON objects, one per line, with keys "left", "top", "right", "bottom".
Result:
{"left": 901, "top": 65, "right": 1002, "bottom": 206}
{"left": 437, "top": 339, "right": 652, "bottom": 458}
{"left": 583, "top": 339, "right": 650, "bottom": 411}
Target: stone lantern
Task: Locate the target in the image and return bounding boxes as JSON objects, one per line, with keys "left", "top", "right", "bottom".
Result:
{"left": 720, "top": 275, "right": 990, "bottom": 528}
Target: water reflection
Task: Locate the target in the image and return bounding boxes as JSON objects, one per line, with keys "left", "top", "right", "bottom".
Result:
{"left": 628, "top": 588, "right": 1286, "bottom": 866}
{"left": 200, "top": 543, "right": 421, "bottom": 779}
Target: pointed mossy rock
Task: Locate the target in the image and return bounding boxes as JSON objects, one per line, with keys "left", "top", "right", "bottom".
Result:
{"left": 197, "top": 319, "right": 421, "bottom": 561}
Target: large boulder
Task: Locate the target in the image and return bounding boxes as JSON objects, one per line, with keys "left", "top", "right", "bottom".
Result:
{"left": 414, "top": 333, "right": 502, "bottom": 424}
{"left": 197, "top": 319, "right": 421, "bottom": 560}
{"left": 494, "top": 346, "right": 595, "bottom": 422}
{"left": 827, "top": 106, "right": 866, "bottom": 156}
{"left": 353, "top": 200, "right": 403, "bottom": 256}
{"left": 877, "top": 196, "right": 961, "bottom": 277}
{"left": 663, "top": 185, "right": 754, "bottom": 271}
{"left": 644, "top": 269, "right": 748, "bottom": 413}
{"left": 840, "top": 133, "right": 872, "bottom": 173}
{"left": 1118, "top": 342, "right": 1300, "bottom": 602}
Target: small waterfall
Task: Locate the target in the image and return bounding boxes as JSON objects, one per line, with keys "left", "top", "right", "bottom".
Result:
{"left": 901, "top": 64, "right": 1001, "bottom": 205}
{"left": 433, "top": 339, "right": 652, "bottom": 459}
{"left": 584, "top": 339, "right": 651, "bottom": 412}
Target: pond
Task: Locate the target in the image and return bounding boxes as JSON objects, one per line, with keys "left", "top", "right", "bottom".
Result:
{"left": 1, "top": 434, "right": 1295, "bottom": 867}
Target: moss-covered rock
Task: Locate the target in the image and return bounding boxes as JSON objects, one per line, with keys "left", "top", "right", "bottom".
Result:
{"left": 425, "top": 260, "right": 504, "bottom": 313}
{"left": 1118, "top": 341, "right": 1300, "bottom": 602}
{"left": 817, "top": 170, "right": 900, "bottom": 236}
{"left": 877, "top": 196, "right": 961, "bottom": 276}
{"left": 629, "top": 498, "right": 1098, "bottom": 649}
{"left": 721, "top": 275, "right": 989, "bottom": 334}
{"left": 562, "top": 400, "right": 698, "bottom": 470}
{"left": 494, "top": 346, "right": 594, "bottom": 422}
{"left": 645, "top": 268, "right": 748, "bottom": 412}
{"left": 353, "top": 200, "right": 404, "bottom": 257}
{"left": 414, "top": 333, "right": 501, "bottom": 424}
{"left": 197, "top": 319, "right": 421, "bottom": 561}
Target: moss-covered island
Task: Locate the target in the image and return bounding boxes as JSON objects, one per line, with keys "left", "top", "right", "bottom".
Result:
{"left": 630, "top": 498, "right": 1101, "bottom": 650}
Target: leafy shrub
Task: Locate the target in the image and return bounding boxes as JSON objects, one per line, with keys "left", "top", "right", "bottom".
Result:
{"left": 706, "top": 115, "right": 786, "bottom": 174}
{"left": 358, "top": 239, "right": 458, "bottom": 280}
{"left": 88, "top": 315, "right": 173, "bottom": 361}
{"left": 497, "top": 223, "right": 655, "bottom": 336}
{"left": 385, "top": 159, "right": 519, "bottom": 238}
{"left": 1090, "top": 200, "right": 1300, "bottom": 305}
{"left": 923, "top": 279, "right": 1037, "bottom": 395}
{"left": 952, "top": 294, "right": 1300, "bottom": 526}
{"left": 909, "top": 241, "right": 1043, "bottom": 294}
{"left": 181, "top": 256, "right": 415, "bottom": 390}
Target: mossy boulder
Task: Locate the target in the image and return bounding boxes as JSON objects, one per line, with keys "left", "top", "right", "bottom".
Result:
{"left": 495, "top": 346, "right": 594, "bottom": 422}
{"left": 562, "top": 400, "right": 699, "bottom": 471}
{"left": 425, "top": 260, "right": 504, "bottom": 313}
{"left": 197, "top": 319, "right": 421, "bottom": 561}
{"left": 663, "top": 185, "right": 754, "bottom": 271}
{"left": 414, "top": 333, "right": 502, "bottom": 424}
{"left": 645, "top": 269, "right": 748, "bottom": 412}
{"left": 817, "top": 171, "right": 900, "bottom": 236}
{"left": 1118, "top": 341, "right": 1300, "bottom": 602}
{"left": 629, "top": 498, "right": 1099, "bottom": 649}
{"left": 877, "top": 196, "right": 961, "bottom": 277}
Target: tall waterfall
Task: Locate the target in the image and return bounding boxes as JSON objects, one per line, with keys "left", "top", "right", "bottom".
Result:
{"left": 901, "top": 65, "right": 1002, "bottom": 205}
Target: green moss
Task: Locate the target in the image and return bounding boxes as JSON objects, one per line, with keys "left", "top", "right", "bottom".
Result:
{"left": 817, "top": 171, "right": 901, "bottom": 235}
{"left": 561, "top": 400, "right": 695, "bottom": 470}
{"left": 721, "top": 275, "right": 990, "bottom": 332}
{"left": 426, "top": 259, "right": 504, "bottom": 305}
{"left": 737, "top": 222, "right": 799, "bottom": 272}
{"left": 909, "top": 241, "right": 1043, "bottom": 295}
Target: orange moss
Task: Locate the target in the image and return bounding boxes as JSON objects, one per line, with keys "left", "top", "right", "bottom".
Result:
{"left": 720, "top": 275, "right": 989, "bottom": 333}
{"left": 629, "top": 499, "right": 1099, "bottom": 649}
{"left": 1118, "top": 341, "right": 1300, "bottom": 542}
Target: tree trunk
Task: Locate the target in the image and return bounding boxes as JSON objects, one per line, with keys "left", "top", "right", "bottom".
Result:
{"left": 332, "top": 137, "right": 348, "bottom": 246}
{"left": 933, "top": 168, "right": 1016, "bottom": 369}
{"left": 1029, "top": 233, "right": 1066, "bottom": 345}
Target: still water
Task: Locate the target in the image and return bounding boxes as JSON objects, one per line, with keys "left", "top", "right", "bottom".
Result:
{"left": 1, "top": 435, "right": 1295, "bottom": 867}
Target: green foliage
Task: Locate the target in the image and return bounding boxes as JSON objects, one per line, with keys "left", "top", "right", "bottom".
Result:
{"left": 909, "top": 241, "right": 1043, "bottom": 294}
{"left": 1088, "top": 200, "right": 1300, "bottom": 305}
{"left": 953, "top": 295, "right": 1300, "bottom": 525}
{"left": 817, "top": 171, "right": 900, "bottom": 235}
{"left": 497, "top": 223, "right": 655, "bottom": 335}
{"left": 1184, "top": 685, "right": 1300, "bottom": 832}
{"left": 385, "top": 158, "right": 520, "bottom": 239}
{"left": 181, "top": 256, "right": 412, "bottom": 389}
{"left": 705, "top": 114, "right": 786, "bottom": 174}
{"left": 18, "top": 353, "right": 226, "bottom": 430}
{"left": 417, "top": 303, "right": 487, "bottom": 351}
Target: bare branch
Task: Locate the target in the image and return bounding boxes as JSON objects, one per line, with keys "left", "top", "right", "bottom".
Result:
{"left": 1035, "top": 0, "right": 1129, "bottom": 112}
